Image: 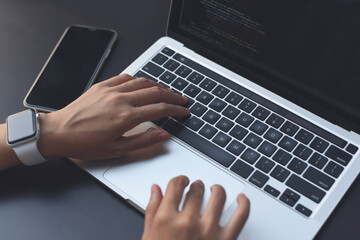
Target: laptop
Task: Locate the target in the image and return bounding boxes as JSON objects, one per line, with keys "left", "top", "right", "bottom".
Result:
{"left": 73, "top": 0, "right": 360, "bottom": 239}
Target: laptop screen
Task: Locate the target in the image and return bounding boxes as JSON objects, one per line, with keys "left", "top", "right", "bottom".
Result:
{"left": 169, "top": 0, "right": 360, "bottom": 127}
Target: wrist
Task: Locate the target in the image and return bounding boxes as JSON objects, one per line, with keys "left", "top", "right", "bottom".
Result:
{"left": 37, "top": 112, "right": 64, "bottom": 159}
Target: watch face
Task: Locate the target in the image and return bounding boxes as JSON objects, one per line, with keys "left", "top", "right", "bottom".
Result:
{"left": 7, "top": 109, "right": 37, "bottom": 144}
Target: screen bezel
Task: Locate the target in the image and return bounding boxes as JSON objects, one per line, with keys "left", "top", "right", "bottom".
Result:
{"left": 167, "top": 0, "right": 360, "bottom": 133}
{"left": 23, "top": 25, "right": 117, "bottom": 112}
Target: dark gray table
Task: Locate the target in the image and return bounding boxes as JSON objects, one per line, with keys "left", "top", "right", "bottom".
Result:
{"left": 0, "top": 1, "right": 359, "bottom": 239}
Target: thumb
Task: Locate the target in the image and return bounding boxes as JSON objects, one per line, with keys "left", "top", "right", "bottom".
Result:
{"left": 118, "top": 128, "right": 170, "bottom": 152}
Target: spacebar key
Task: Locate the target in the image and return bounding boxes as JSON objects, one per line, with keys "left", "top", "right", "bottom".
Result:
{"left": 163, "top": 119, "right": 236, "bottom": 167}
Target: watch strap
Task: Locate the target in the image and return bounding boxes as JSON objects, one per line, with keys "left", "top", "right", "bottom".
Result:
{"left": 13, "top": 140, "right": 47, "bottom": 166}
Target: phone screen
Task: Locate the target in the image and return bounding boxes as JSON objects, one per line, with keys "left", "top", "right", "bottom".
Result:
{"left": 25, "top": 26, "right": 116, "bottom": 111}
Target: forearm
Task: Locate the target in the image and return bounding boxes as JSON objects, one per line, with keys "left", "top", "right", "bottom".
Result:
{"left": 0, "top": 123, "right": 21, "bottom": 171}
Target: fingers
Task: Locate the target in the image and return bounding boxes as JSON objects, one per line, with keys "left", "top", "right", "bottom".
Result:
{"left": 162, "top": 176, "right": 190, "bottom": 211}
{"left": 201, "top": 184, "right": 226, "bottom": 226}
{"left": 144, "top": 184, "right": 163, "bottom": 228}
{"left": 102, "top": 73, "right": 135, "bottom": 87}
{"left": 221, "top": 194, "right": 250, "bottom": 240}
{"left": 182, "top": 180, "right": 204, "bottom": 216}
{"left": 114, "top": 77, "right": 169, "bottom": 93}
{"left": 132, "top": 103, "right": 190, "bottom": 126}
{"left": 127, "top": 86, "right": 188, "bottom": 107}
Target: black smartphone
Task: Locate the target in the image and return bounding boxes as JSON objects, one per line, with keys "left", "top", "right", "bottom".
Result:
{"left": 24, "top": 25, "right": 117, "bottom": 111}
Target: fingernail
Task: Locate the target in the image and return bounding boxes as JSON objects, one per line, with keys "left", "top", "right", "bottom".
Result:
{"left": 195, "top": 180, "right": 204, "bottom": 193}
{"left": 147, "top": 127, "right": 156, "bottom": 132}
{"left": 184, "top": 176, "right": 190, "bottom": 185}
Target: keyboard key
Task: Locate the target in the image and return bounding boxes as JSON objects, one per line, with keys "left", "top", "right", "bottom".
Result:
{"left": 212, "top": 85, "right": 230, "bottom": 98}
{"left": 196, "top": 91, "right": 214, "bottom": 105}
{"left": 280, "top": 194, "right": 296, "bottom": 207}
{"left": 209, "top": 98, "right": 227, "bottom": 112}
{"left": 174, "top": 114, "right": 190, "bottom": 124}
{"left": 226, "top": 140, "right": 246, "bottom": 156}
{"left": 142, "top": 62, "right": 165, "bottom": 77}
{"left": 258, "top": 141, "right": 277, "bottom": 157}
{"left": 249, "top": 170, "right": 269, "bottom": 188}
{"left": 272, "top": 149, "right": 292, "bottom": 165}
{"left": 223, "top": 105, "right": 240, "bottom": 120}
{"left": 236, "top": 112, "right": 254, "bottom": 128}
{"left": 161, "top": 47, "right": 175, "bottom": 56}
{"left": 284, "top": 189, "right": 300, "bottom": 201}
{"left": 152, "top": 117, "right": 168, "bottom": 127}
{"left": 295, "top": 129, "right": 314, "bottom": 145}
{"left": 171, "top": 77, "right": 188, "bottom": 91}
{"left": 231, "top": 160, "right": 254, "bottom": 179}
{"left": 241, "top": 148, "right": 260, "bottom": 164}
{"left": 280, "top": 189, "right": 300, "bottom": 207}
{"left": 239, "top": 99, "right": 257, "bottom": 113}
{"left": 187, "top": 72, "right": 204, "bottom": 84}
{"left": 199, "top": 124, "right": 218, "bottom": 139}
{"left": 199, "top": 78, "right": 216, "bottom": 91}
{"left": 225, "top": 92, "right": 243, "bottom": 106}
{"left": 184, "top": 84, "right": 201, "bottom": 97}
{"left": 288, "top": 158, "right": 307, "bottom": 174}
{"left": 213, "top": 132, "right": 231, "bottom": 147}
{"left": 278, "top": 136, "right": 298, "bottom": 152}
{"left": 216, "top": 118, "right": 234, "bottom": 132}
{"left": 190, "top": 103, "right": 207, "bottom": 117}
{"left": 325, "top": 145, "right": 352, "bottom": 166}
{"left": 185, "top": 116, "right": 204, "bottom": 131}
{"left": 308, "top": 153, "right": 328, "bottom": 169}
{"left": 163, "top": 59, "right": 180, "bottom": 71}
{"left": 286, "top": 174, "right": 326, "bottom": 203}
{"left": 303, "top": 166, "right": 335, "bottom": 191}
{"left": 229, "top": 125, "right": 249, "bottom": 141}
{"left": 175, "top": 65, "right": 192, "bottom": 78}
{"left": 163, "top": 119, "right": 236, "bottom": 167}
{"left": 252, "top": 106, "right": 270, "bottom": 121}
{"left": 134, "top": 70, "right": 157, "bottom": 82}
{"left": 255, "top": 156, "right": 275, "bottom": 173}
{"left": 264, "top": 185, "right": 280, "bottom": 197}
{"left": 244, "top": 133, "right": 262, "bottom": 149}
{"left": 293, "top": 144, "right": 313, "bottom": 160}
{"left": 296, "top": 204, "right": 312, "bottom": 217}
{"left": 346, "top": 144, "right": 359, "bottom": 154}
{"left": 152, "top": 53, "right": 168, "bottom": 65}
{"left": 310, "top": 137, "right": 330, "bottom": 153}
{"left": 159, "top": 71, "right": 176, "bottom": 83}
{"left": 324, "top": 161, "right": 344, "bottom": 178}
{"left": 264, "top": 128, "right": 283, "bottom": 143}
{"left": 271, "top": 165, "right": 290, "bottom": 182}
{"left": 280, "top": 121, "right": 299, "bottom": 137}
{"left": 202, "top": 110, "right": 221, "bottom": 125}
{"left": 266, "top": 113, "right": 285, "bottom": 128}
{"left": 249, "top": 120, "right": 268, "bottom": 136}
{"left": 184, "top": 98, "right": 195, "bottom": 108}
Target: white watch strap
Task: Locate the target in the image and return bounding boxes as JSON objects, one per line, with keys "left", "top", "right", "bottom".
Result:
{"left": 13, "top": 139, "right": 47, "bottom": 166}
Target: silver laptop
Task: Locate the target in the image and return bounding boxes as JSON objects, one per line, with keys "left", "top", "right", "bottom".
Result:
{"left": 73, "top": 1, "right": 360, "bottom": 239}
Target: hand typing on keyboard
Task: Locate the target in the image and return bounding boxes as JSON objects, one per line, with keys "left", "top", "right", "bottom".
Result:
{"left": 142, "top": 176, "right": 250, "bottom": 240}
{"left": 0, "top": 73, "right": 190, "bottom": 170}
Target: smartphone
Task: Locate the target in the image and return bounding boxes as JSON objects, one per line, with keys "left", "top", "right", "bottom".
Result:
{"left": 24, "top": 25, "right": 117, "bottom": 111}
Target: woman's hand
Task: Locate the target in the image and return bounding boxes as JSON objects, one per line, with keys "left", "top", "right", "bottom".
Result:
{"left": 142, "top": 176, "right": 250, "bottom": 240}
{"left": 38, "top": 74, "right": 190, "bottom": 160}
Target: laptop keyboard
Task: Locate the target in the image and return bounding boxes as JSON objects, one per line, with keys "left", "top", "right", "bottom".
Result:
{"left": 133, "top": 47, "right": 359, "bottom": 217}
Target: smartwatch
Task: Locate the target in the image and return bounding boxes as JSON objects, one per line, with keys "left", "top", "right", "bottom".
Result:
{"left": 6, "top": 109, "right": 47, "bottom": 166}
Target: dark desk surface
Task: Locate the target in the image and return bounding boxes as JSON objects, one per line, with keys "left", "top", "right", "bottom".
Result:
{"left": 0, "top": 1, "right": 359, "bottom": 239}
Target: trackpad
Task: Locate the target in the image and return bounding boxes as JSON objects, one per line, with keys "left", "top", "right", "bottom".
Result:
{"left": 103, "top": 138, "right": 245, "bottom": 214}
